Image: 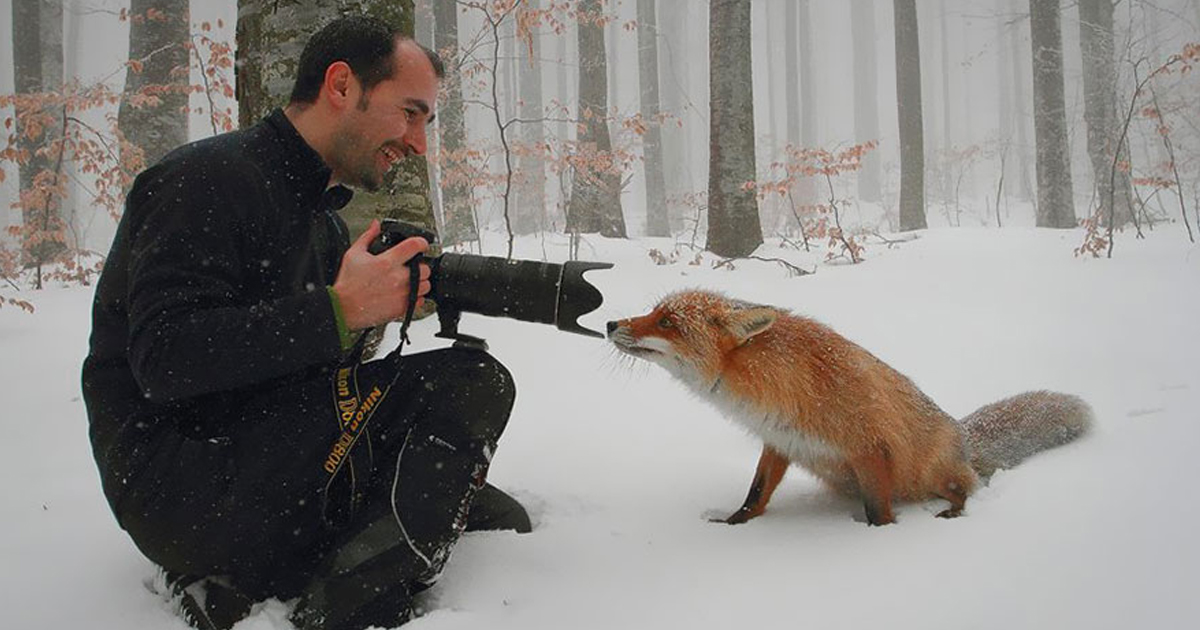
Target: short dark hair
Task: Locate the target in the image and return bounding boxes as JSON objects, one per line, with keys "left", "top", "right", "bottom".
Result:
{"left": 289, "top": 15, "right": 445, "bottom": 105}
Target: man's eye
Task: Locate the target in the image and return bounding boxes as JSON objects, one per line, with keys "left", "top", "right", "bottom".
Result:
{"left": 404, "top": 109, "right": 418, "bottom": 122}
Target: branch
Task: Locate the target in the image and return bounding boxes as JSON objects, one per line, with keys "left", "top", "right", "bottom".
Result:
{"left": 191, "top": 35, "right": 220, "bottom": 137}
{"left": 65, "top": 116, "right": 120, "bottom": 164}
{"left": 714, "top": 255, "right": 814, "bottom": 277}
{"left": 866, "top": 230, "right": 918, "bottom": 248}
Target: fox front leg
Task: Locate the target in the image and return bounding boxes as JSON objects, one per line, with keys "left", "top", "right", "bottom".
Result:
{"left": 712, "top": 445, "right": 789, "bottom": 525}
{"left": 850, "top": 449, "right": 897, "bottom": 526}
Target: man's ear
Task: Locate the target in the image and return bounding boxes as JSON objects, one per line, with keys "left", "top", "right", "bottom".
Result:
{"left": 726, "top": 306, "right": 777, "bottom": 344}
{"left": 323, "top": 61, "right": 355, "bottom": 108}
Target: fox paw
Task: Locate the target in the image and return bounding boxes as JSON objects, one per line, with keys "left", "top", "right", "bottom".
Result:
{"left": 709, "top": 508, "right": 756, "bottom": 525}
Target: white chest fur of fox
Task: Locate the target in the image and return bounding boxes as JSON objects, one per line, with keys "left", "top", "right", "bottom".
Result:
{"left": 607, "top": 289, "right": 1093, "bottom": 526}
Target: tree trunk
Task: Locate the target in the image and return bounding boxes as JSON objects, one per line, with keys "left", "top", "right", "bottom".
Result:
{"left": 235, "top": 0, "right": 437, "bottom": 241}
{"left": 414, "top": 0, "right": 440, "bottom": 233}
{"left": 893, "top": 0, "right": 927, "bottom": 231}
{"left": 783, "top": 0, "right": 799, "bottom": 150}
{"left": 939, "top": 0, "right": 952, "bottom": 155}
{"left": 851, "top": 0, "right": 881, "bottom": 202}
{"left": 1029, "top": 0, "right": 1076, "bottom": 228}
{"left": 1078, "top": 0, "right": 1132, "bottom": 227}
{"left": 798, "top": 0, "right": 816, "bottom": 149}
{"left": 514, "top": 1, "right": 547, "bottom": 235}
{"left": 118, "top": 0, "right": 190, "bottom": 170}
{"left": 706, "top": 0, "right": 762, "bottom": 257}
{"left": 658, "top": 0, "right": 692, "bottom": 230}
{"left": 12, "top": 0, "right": 65, "bottom": 266}
{"left": 432, "top": 0, "right": 477, "bottom": 245}
{"left": 637, "top": 0, "right": 669, "bottom": 237}
{"left": 12, "top": 0, "right": 45, "bottom": 236}
{"left": 1010, "top": 0, "right": 1036, "bottom": 201}
{"left": 568, "top": 0, "right": 626, "bottom": 237}
{"left": 607, "top": 8, "right": 620, "bottom": 112}
{"left": 997, "top": 4, "right": 1013, "bottom": 202}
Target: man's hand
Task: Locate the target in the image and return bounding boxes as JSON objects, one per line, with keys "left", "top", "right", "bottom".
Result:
{"left": 332, "top": 220, "right": 432, "bottom": 331}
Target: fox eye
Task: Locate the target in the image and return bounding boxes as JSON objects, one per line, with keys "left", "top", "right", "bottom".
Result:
{"left": 658, "top": 316, "right": 673, "bottom": 329}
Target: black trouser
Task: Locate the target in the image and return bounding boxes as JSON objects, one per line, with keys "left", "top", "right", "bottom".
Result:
{"left": 119, "top": 347, "right": 519, "bottom": 612}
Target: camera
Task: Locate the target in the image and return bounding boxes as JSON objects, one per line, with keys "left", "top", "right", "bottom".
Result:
{"left": 369, "top": 219, "right": 612, "bottom": 349}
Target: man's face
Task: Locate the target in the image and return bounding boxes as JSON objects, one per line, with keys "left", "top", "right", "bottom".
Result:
{"left": 331, "top": 40, "right": 438, "bottom": 192}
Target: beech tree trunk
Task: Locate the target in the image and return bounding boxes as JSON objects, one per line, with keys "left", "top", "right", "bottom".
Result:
{"left": 637, "top": 0, "right": 669, "bottom": 237}
{"left": 1078, "top": 0, "right": 1132, "bottom": 226}
{"left": 1010, "top": 0, "right": 1036, "bottom": 201}
{"left": 894, "top": 0, "right": 927, "bottom": 231}
{"left": 567, "top": 0, "right": 626, "bottom": 237}
{"left": 118, "top": 0, "right": 190, "bottom": 169}
{"left": 514, "top": 2, "right": 547, "bottom": 235}
{"left": 12, "top": 0, "right": 65, "bottom": 267}
{"left": 851, "top": 0, "right": 881, "bottom": 202}
{"left": 706, "top": 0, "right": 762, "bottom": 257}
{"left": 658, "top": 0, "right": 693, "bottom": 230}
{"left": 432, "top": 0, "right": 477, "bottom": 244}
{"left": 1029, "top": 0, "right": 1076, "bottom": 228}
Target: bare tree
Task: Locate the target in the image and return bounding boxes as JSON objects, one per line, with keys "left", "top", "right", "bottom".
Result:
{"left": 11, "top": 0, "right": 65, "bottom": 265}
{"left": 706, "top": 0, "right": 762, "bottom": 257}
{"left": 798, "top": 0, "right": 816, "bottom": 150}
{"left": 784, "top": 1, "right": 799, "bottom": 148}
{"left": 939, "top": 0, "right": 953, "bottom": 158}
{"left": 658, "top": 0, "right": 693, "bottom": 228}
{"left": 432, "top": 0, "right": 477, "bottom": 245}
{"left": 513, "top": 1, "right": 547, "bottom": 236}
{"left": 637, "top": 0, "right": 669, "bottom": 237}
{"left": 851, "top": 0, "right": 882, "bottom": 202}
{"left": 1010, "top": 0, "right": 1036, "bottom": 201}
{"left": 567, "top": 0, "right": 626, "bottom": 237}
{"left": 893, "top": 0, "right": 927, "bottom": 231}
{"left": 1078, "top": 0, "right": 1133, "bottom": 227}
{"left": 118, "top": 0, "right": 190, "bottom": 168}
{"left": 1029, "top": 0, "right": 1076, "bottom": 228}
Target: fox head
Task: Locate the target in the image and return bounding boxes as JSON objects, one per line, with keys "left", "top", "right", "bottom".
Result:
{"left": 606, "top": 290, "right": 780, "bottom": 387}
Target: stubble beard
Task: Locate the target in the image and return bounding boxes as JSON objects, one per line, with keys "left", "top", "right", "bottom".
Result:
{"left": 333, "top": 95, "right": 386, "bottom": 192}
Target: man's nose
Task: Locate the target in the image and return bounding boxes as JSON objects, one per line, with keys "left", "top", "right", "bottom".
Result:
{"left": 404, "top": 124, "right": 428, "bottom": 157}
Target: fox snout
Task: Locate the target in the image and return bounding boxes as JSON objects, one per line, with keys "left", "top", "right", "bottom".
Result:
{"left": 605, "top": 320, "right": 620, "bottom": 336}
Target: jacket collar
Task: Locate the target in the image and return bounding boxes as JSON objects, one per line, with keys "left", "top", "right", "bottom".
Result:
{"left": 263, "top": 108, "right": 352, "bottom": 212}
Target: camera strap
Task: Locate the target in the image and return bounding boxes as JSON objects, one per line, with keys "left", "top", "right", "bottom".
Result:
{"left": 321, "top": 259, "right": 422, "bottom": 524}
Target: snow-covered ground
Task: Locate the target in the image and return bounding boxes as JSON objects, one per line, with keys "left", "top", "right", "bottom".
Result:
{"left": 3, "top": 223, "right": 1198, "bottom": 629}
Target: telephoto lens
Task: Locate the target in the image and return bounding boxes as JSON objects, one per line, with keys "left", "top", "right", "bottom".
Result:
{"left": 369, "top": 220, "right": 612, "bottom": 343}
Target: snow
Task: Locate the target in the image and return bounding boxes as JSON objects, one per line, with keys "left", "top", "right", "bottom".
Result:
{"left": 3, "top": 223, "right": 1199, "bottom": 629}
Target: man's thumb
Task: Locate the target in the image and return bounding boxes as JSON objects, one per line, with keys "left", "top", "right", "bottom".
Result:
{"left": 352, "top": 219, "right": 381, "bottom": 252}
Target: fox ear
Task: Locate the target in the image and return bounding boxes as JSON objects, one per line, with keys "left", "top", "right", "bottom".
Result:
{"left": 727, "top": 307, "right": 777, "bottom": 344}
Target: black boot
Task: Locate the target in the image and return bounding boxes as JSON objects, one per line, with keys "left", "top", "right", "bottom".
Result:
{"left": 466, "top": 483, "right": 532, "bottom": 534}
{"left": 159, "top": 571, "right": 254, "bottom": 630}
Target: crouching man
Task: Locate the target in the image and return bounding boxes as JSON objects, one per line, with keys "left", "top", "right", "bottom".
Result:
{"left": 82, "top": 16, "right": 529, "bottom": 630}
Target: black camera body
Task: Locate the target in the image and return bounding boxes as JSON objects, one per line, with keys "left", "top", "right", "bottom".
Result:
{"left": 368, "top": 219, "right": 612, "bottom": 349}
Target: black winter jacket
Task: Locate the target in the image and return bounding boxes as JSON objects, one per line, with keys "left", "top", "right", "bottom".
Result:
{"left": 82, "top": 109, "right": 354, "bottom": 516}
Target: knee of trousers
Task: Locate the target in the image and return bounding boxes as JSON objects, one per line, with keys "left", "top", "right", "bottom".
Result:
{"left": 431, "top": 349, "right": 516, "bottom": 446}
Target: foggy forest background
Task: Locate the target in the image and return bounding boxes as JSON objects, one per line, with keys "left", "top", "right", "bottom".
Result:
{"left": 1, "top": 0, "right": 1198, "bottom": 311}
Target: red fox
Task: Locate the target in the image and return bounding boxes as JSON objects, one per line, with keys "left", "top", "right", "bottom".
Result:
{"left": 606, "top": 290, "right": 1092, "bottom": 526}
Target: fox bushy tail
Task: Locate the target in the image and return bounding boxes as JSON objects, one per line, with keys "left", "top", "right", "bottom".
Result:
{"left": 961, "top": 391, "right": 1093, "bottom": 479}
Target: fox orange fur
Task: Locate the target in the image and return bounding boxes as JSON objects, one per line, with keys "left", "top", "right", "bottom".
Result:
{"left": 607, "top": 290, "right": 1092, "bottom": 526}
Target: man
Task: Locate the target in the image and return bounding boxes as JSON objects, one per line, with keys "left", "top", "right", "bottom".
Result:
{"left": 82, "top": 16, "right": 529, "bottom": 630}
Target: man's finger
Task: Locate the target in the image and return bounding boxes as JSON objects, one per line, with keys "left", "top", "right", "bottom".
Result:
{"left": 351, "top": 219, "right": 381, "bottom": 252}
{"left": 381, "top": 236, "right": 429, "bottom": 264}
